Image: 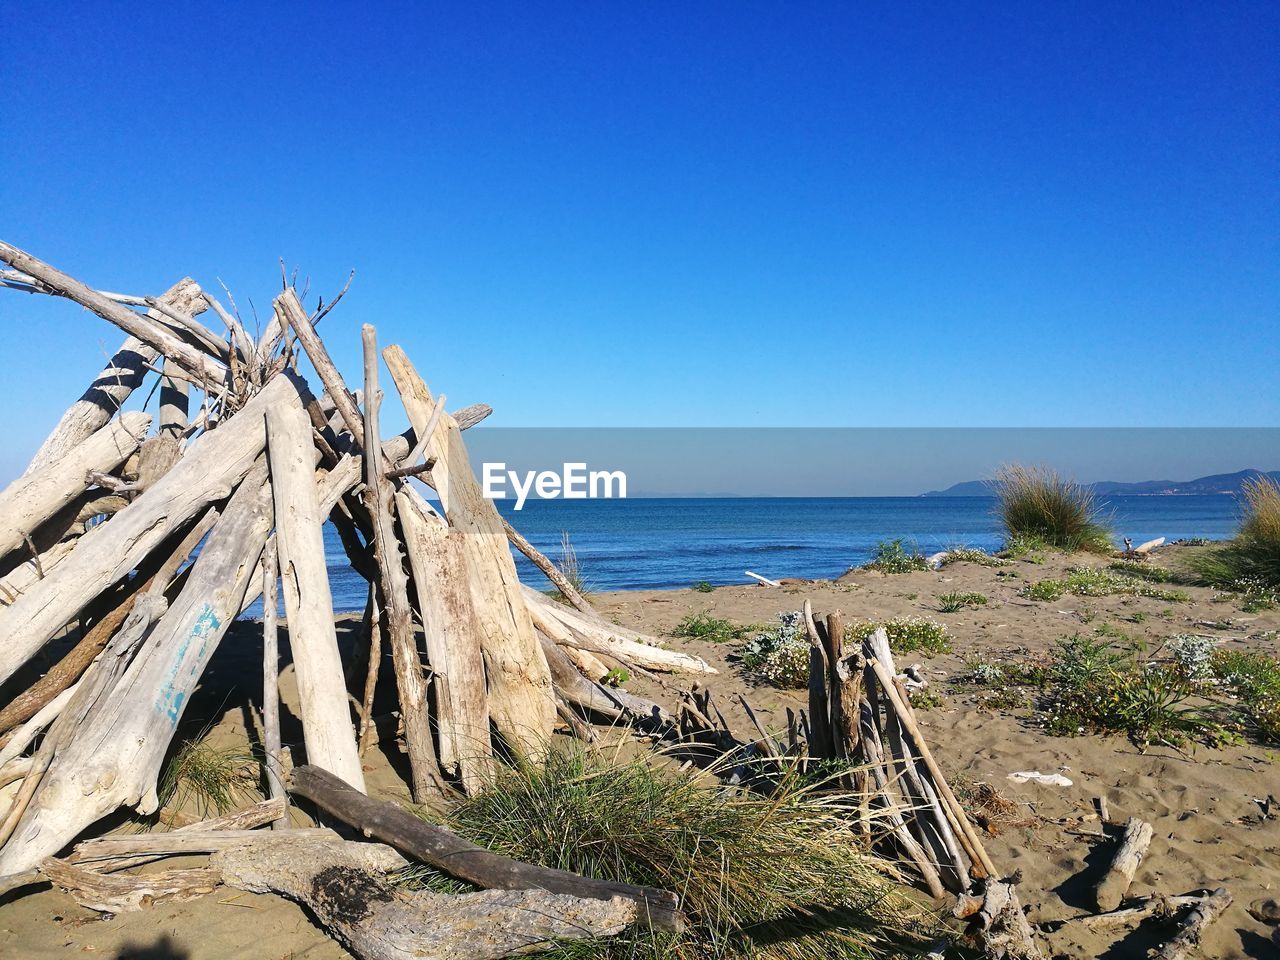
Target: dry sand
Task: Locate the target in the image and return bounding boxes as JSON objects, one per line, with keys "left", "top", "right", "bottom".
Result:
{"left": 2, "top": 545, "right": 1277, "bottom": 958}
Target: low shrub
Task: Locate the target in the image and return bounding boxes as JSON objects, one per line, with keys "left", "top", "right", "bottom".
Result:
{"left": 938, "top": 591, "right": 987, "bottom": 613}
{"left": 847, "top": 617, "right": 951, "bottom": 655}
{"left": 740, "top": 612, "right": 811, "bottom": 688}
{"left": 1038, "top": 634, "right": 1226, "bottom": 748}
{"left": 908, "top": 688, "right": 944, "bottom": 710}
{"left": 1021, "top": 567, "right": 1190, "bottom": 603}
{"left": 691, "top": 581, "right": 716, "bottom": 593}
{"left": 1165, "top": 634, "right": 1217, "bottom": 682}
{"left": 862, "top": 539, "right": 928, "bottom": 574}
{"left": 938, "top": 548, "right": 1009, "bottom": 568}
{"left": 994, "top": 464, "right": 1113, "bottom": 553}
{"left": 1211, "top": 648, "right": 1280, "bottom": 743}
{"left": 1107, "top": 560, "right": 1179, "bottom": 583}
{"left": 1228, "top": 576, "right": 1279, "bottom": 612}
{"left": 674, "top": 612, "right": 749, "bottom": 644}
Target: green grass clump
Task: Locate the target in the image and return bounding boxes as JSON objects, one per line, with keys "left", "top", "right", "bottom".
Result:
{"left": 158, "top": 737, "right": 260, "bottom": 819}
{"left": 1021, "top": 567, "right": 1191, "bottom": 603}
{"left": 691, "top": 581, "right": 716, "bottom": 593}
{"left": 439, "top": 743, "right": 934, "bottom": 960}
{"left": 674, "top": 612, "right": 752, "bottom": 644}
{"left": 862, "top": 539, "right": 928, "bottom": 574}
{"left": 1038, "top": 634, "right": 1226, "bottom": 748}
{"left": 994, "top": 464, "right": 1113, "bottom": 554}
{"left": 1192, "top": 477, "right": 1280, "bottom": 589}
{"left": 847, "top": 617, "right": 951, "bottom": 656}
{"left": 938, "top": 547, "right": 1009, "bottom": 568}
{"left": 740, "top": 612, "right": 811, "bottom": 688}
{"left": 937, "top": 591, "right": 987, "bottom": 613}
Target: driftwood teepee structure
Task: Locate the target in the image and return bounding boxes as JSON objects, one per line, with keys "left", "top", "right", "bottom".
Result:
{"left": 0, "top": 240, "right": 720, "bottom": 955}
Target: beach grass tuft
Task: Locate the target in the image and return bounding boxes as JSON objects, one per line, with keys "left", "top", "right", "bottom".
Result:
{"left": 994, "top": 464, "right": 1113, "bottom": 554}
{"left": 937, "top": 591, "right": 987, "bottom": 613}
{"left": 158, "top": 735, "right": 260, "bottom": 819}
{"left": 422, "top": 742, "right": 935, "bottom": 960}
{"left": 1192, "top": 476, "right": 1280, "bottom": 590}
{"left": 556, "top": 530, "right": 591, "bottom": 600}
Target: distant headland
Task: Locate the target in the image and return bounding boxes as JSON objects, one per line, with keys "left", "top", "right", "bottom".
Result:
{"left": 921, "top": 468, "right": 1280, "bottom": 498}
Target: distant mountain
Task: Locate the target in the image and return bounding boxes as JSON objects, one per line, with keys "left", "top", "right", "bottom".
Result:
{"left": 922, "top": 468, "right": 1280, "bottom": 498}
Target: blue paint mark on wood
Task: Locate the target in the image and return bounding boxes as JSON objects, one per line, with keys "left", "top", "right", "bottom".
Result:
{"left": 155, "top": 603, "right": 222, "bottom": 725}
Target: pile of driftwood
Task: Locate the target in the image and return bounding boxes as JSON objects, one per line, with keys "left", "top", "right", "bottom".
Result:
{"left": 0, "top": 240, "right": 721, "bottom": 957}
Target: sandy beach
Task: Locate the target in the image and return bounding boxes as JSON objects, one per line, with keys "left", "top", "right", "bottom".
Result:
{"left": 1, "top": 543, "right": 1276, "bottom": 958}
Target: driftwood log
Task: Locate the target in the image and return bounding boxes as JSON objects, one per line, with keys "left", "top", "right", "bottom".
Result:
{"left": 523, "top": 586, "right": 715, "bottom": 674}
{"left": 44, "top": 820, "right": 637, "bottom": 960}
{"left": 0, "top": 411, "right": 150, "bottom": 562}
{"left": 359, "top": 325, "right": 445, "bottom": 801}
{"left": 1093, "top": 815, "right": 1153, "bottom": 912}
{"left": 266, "top": 389, "right": 366, "bottom": 791}
{"left": 1152, "top": 886, "right": 1231, "bottom": 960}
{"left": 384, "top": 345, "right": 556, "bottom": 756}
{"left": 955, "top": 880, "right": 1046, "bottom": 960}
{"left": 215, "top": 835, "right": 637, "bottom": 960}
{"left": 397, "top": 486, "right": 492, "bottom": 793}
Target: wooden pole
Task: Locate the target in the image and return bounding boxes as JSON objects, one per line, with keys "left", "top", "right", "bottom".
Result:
{"left": 260, "top": 536, "right": 286, "bottom": 825}
{"left": 356, "top": 586, "right": 382, "bottom": 757}
{"left": 804, "top": 600, "right": 831, "bottom": 759}
{"left": 276, "top": 289, "right": 363, "bottom": 442}
{"left": 360, "top": 325, "right": 446, "bottom": 801}
{"left": 158, "top": 359, "right": 190, "bottom": 440}
{"left": 266, "top": 389, "right": 365, "bottom": 793}
{"left": 866, "top": 654, "right": 998, "bottom": 878}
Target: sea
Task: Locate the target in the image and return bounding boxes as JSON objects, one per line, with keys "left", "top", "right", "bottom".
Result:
{"left": 317, "top": 495, "right": 1245, "bottom": 612}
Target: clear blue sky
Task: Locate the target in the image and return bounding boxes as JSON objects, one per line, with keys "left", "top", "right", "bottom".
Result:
{"left": 1, "top": 2, "right": 1277, "bottom": 481}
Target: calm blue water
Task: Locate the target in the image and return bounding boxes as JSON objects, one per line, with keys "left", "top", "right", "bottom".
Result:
{"left": 316, "top": 495, "right": 1244, "bottom": 610}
